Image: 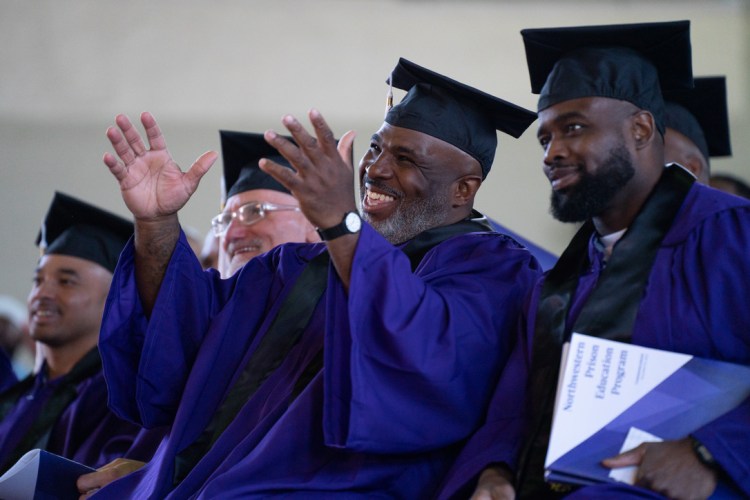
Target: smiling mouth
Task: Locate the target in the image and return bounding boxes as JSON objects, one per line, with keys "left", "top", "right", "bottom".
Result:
{"left": 549, "top": 166, "right": 580, "bottom": 192}
{"left": 365, "top": 188, "right": 395, "bottom": 205}
{"left": 362, "top": 177, "right": 401, "bottom": 212}
{"left": 31, "top": 306, "right": 60, "bottom": 322}
{"left": 232, "top": 245, "right": 262, "bottom": 258}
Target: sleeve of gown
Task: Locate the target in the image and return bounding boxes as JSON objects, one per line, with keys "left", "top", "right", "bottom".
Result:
{"left": 55, "top": 374, "right": 161, "bottom": 469}
{"left": 434, "top": 312, "right": 534, "bottom": 499}
{"left": 99, "top": 231, "right": 229, "bottom": 427}
{"left": 680, "top": 206, "right": 750, "bottom": 495}
{"left": 323, "top": 224, "right": 541, "bottom": 453}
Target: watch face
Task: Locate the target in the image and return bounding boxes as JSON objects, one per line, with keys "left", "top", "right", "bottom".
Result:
{"left": 345, "top": 212, "right": 362, "bottom": 233}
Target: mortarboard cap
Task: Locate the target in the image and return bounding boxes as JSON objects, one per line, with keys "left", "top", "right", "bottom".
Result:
{"left": 385, "top": 57, "right": 537, "bottom": 179}
{"left": 220, "top": 130, "right": 294, "bottom": 204}
{"left": 664, "top": 76, "right": 731, "bottom": 159}
{"left": 521, "top": 20, "right": 693, "bottom": 134}
{"left": 36, "top": 192, "right": 133, "bottom": 273}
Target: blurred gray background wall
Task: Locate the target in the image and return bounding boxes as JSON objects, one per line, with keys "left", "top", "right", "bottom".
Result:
{"left": 1, "top": 0, "right": 748, "bottom": 303}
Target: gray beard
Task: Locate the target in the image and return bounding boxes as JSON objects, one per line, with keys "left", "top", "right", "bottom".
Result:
{"left": 363, "top": 190, "right": 452, "bottom": 244}
{"left": 550, "top": 144, "right": 636, "bottom": 223}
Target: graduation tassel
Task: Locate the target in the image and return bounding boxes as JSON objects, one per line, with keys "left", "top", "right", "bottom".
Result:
{"left": 384, "top": 76, "right": 394, "bottom": 118}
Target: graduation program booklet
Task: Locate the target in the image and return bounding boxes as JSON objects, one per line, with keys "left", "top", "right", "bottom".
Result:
{"left": 0, "top": 448, "right": 95, "bottom": 500}
{"left": 544, "top": 333, "right": 750, "bottom": 487}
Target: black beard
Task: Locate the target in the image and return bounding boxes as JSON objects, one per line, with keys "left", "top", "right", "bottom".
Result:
{"left": 361, "top": 180, "right": 452, "bottom": 244}
{"left": 550, "top": 145, "right": 635, "bottom": 223}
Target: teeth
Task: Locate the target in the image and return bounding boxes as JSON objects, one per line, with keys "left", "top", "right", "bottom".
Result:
{"left": 234, "top": 246, "right": 260, "bottom": 256}
{"left": 35, "top": 310, "right": 55, "bottom": 317}
{"left": 367, "top": 190, "right": 395, "bottom": 202}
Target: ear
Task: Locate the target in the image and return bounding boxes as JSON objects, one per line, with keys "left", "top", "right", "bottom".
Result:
{"left": 453, "top": 174, "right": 482, "bottom": 208}
{"left": 681, "top": 153, "right": 709, "bottom": 183}
{"left": 630, "top": 110, "right": 657, "bottom": 150}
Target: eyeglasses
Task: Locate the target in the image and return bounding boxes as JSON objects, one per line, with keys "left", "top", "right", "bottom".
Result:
{"left": 211, "top": 201, "right": 301, "bottom": 236}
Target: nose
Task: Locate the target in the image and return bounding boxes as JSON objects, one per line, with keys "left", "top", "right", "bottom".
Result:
{"left": 223, "top": 216, "right": 246, "bottom": 243}
{"left": 363, "top": 153, "right": 394, "bottom": 180}
{"left": 29, "top": 278, "right": 54, "bottom": 304}
{"left": 543, "top": 136, "right": 568, "bottom": 167}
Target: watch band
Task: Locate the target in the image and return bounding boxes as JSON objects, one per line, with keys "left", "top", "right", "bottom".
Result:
{"left": 690, "top": 436, "right": 719, "bottom": 469}
{"left": 316, "top": 212, "right": 361, "bottom": 241}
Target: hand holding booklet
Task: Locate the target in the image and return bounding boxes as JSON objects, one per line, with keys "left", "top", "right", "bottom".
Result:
{"left": 0, "top": 449, "right": 94, "bottom": 500}
{"left": 544, "top": 333, "right": 750, "bottom": 487}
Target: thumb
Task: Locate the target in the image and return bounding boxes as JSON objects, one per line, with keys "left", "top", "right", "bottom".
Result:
{"left": 602, "top": 443, "right": 647, "bottom": 468}
{"left": 337, "top": 130, "right": 357, "bottom": 169}
{"left": 184, "top": 150, "right": 218, "bottom": 191}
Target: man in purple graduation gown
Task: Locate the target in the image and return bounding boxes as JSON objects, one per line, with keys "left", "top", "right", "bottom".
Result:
{"left": 0, "top": 192, "right": 163, "bottom": 475}
{"left": 92, "top": 58, "right": 541, "bottom": 499}
{"left": 438, "top": 21, "right": 750, "bottom": 500}
{"left": 77, "top": 131, "right": 324, "bottom": 494}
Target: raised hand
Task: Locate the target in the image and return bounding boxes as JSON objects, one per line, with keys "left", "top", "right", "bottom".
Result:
{"left": 103, "top": 112, "right": 217, "bottom": 220}
{"left": 260, "top": 109, "right": 357, "bottom": 230}
{"left": 260, "top": 109, "right": 358, "bottom": 289}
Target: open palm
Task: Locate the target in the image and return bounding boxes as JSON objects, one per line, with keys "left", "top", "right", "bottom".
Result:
{"left": 103, "top": 112, "right": 216, "bottom": 220}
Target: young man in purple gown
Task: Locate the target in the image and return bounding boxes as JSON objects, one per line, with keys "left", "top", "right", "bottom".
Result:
{"left": 0, "top": 192, "right": 163, "bottom": 476}
{"left": 439, "top": 21, "right": 750, "bottom": 500}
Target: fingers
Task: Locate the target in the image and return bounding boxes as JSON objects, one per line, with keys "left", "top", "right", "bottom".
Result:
{"left": 106, "top": 112, "right": 165, "bottom": 167}
{"left": 102, "top": 152, "right": 128, "bottom": 182}
{"left": 116, "top": 113, "right": 147, "bottom": 157}
{"left": 259, "top": 157, "right": 298, "bottom": 192}
{"left": 270, "top": 109, "right": 338, "bottom": 170}
{"left": 107, "top": 121, "right": 138, "bottom": 166}
{"left": 77, "top": 458, "right": 145, "bottom": 495}
{"left": 77, "top": 467, "right": 115, "bottom": 493}
{"left": 308, "top": 109, "right": 338, "bottom": 155}
{"left": 264, "top": 128, "right": 307, "bottom": 172}
{"left": 602, "top": 443, "right": 646, "bottom": 468}
{"left": 140, "top": 111, "right": 167, "bottom": 151}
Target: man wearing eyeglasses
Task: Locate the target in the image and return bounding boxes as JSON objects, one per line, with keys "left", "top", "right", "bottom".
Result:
{"left": 212, "top": 130, "right": 319, "bottom": 278}
{"left": 87, "top": 58, "right": 542, "bottom": 499}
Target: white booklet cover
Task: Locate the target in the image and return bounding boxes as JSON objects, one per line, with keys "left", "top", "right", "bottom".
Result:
{"left": 0, "top": 449, "right": 94, "bottom": 500}
{"left": 544, "top": 332, "right": 750, "bottom": 487}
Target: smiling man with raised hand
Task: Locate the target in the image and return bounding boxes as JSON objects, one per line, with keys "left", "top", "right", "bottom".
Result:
{"left": 92, "top": 57, "right": 541, "bottom": 498}
{"left": 438, "top": 21, "right": 750, "bottom": 500}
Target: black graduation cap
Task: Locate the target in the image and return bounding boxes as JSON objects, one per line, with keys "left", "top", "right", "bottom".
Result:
{"left": 36, "top": 192, "right": 133, "bottom": 273}
{"left": 521, "top": 20, "right": 693, "bottom": 134}
{"left": 220, "top": 130, "right": 294, "bottom": 204}
{"left": 385, "top": 57, "right": 537, "bottom": 179}
{"left": 664, "top": 76, "right": 731, "bottom": 159}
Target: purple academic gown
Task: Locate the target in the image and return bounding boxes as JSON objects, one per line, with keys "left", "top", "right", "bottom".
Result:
{"left": 437, "top": 183, "right": 750, "bottom": 499}
{"left": 487, "top": 217, "right": 558, "bottom": 271}
{"left": 95, "top": 222, "right": 541, "bottom": 499}
{"left": 0, "top": 352, "right": 163, "bottom": 469}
